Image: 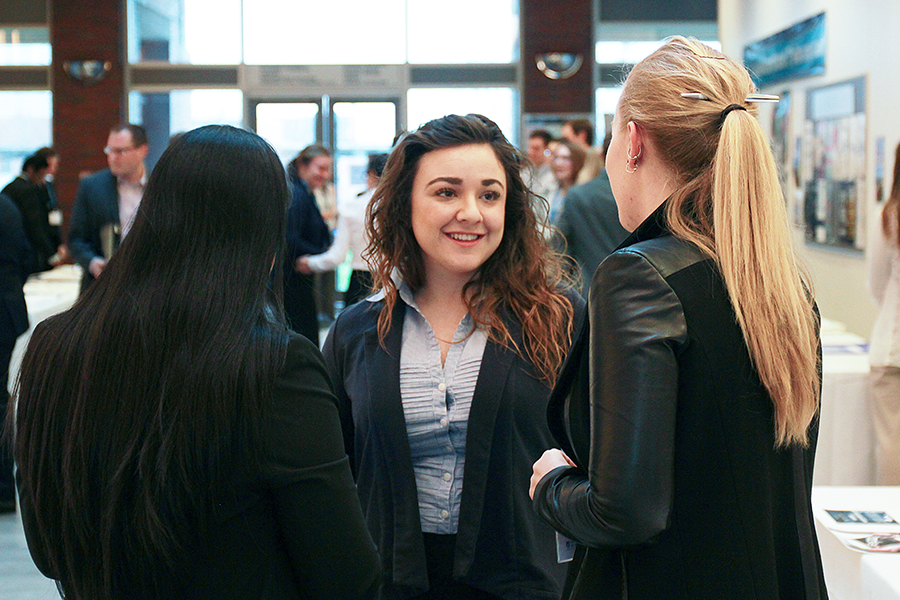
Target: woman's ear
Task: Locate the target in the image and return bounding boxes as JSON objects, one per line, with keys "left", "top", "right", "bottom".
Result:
{"left": 626, "top": 121, "right": 643, "bottom": 159}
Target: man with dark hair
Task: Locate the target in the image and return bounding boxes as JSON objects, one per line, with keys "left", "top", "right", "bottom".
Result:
{"left": 68, "top": 124, "right": 149, "bottom": 293}
{"left": 562, "top": 118, "right": 604, "bottom": 184}
{"left": 2, "top": 151, "right": 61, "bottom": 274}
{"left": 555, "top": 131, "right": 629, "bottom": 297}
{"left": 525, "top": 129, "right": 556, "bottom": 203}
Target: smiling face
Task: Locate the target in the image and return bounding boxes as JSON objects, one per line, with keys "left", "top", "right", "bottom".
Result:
{"left": 410, "top": 143, "right": 506, "bottom": 290}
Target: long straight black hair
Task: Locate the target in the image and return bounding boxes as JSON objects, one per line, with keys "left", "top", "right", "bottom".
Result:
{"left": 11, "top": 125, "right": 290, "bottom": 599}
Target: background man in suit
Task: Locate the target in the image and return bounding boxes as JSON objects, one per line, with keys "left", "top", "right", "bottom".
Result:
{"left": 1, "top": 152, "right": 61, "bottom": 274}
{"left": 0, "top": 191, "right": 33, "bottom": 512}
{"left": 68, "top": 124, "right": 149, "bottom": 293}
{"left": 554, "top": 131, "right": 629, "bottom": 297}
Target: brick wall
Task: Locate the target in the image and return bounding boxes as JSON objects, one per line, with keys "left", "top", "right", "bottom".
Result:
{"left": 522, "top": 0, "right": 594, "bottom": 114}
{"left": 50, "top": 0, "right": 124, "bottom": 239}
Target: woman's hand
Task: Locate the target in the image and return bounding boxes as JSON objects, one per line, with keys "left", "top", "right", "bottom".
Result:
{"left": 294, "top": 256, "right": 313, "bottom": 274}
{"left": 530, "top": 449, "right": 575, "bottom": 499}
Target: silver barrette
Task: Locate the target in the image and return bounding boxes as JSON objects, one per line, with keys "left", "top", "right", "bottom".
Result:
{"left": 680, "top": 92, "right": 780, "bottom": 103}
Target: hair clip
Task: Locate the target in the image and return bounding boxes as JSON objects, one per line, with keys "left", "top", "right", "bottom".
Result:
{"left": 745, "top": 93, "right": 780, "bottom": 103}
{"left": 681, "top": 92, "right": 780, "bottom": 104}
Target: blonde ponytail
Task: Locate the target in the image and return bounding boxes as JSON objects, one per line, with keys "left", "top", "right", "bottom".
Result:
{"left": 712, "top": 111, "right": 820, "bottom": 446}
{"left": 621, "top": 36, "right": 820, "bottom": 446}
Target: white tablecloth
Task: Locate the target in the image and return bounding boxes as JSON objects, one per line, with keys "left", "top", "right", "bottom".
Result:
{"left": 812, "top": 486, "right": 900, "bottom": 600}
{"left": 7, "top": 265, "right": 81, "bottom": 395}
{"left": 815, "top": 323, "right": 875, "bottom": 486}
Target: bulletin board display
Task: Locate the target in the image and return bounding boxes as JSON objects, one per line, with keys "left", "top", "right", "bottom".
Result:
{"left": 801, "top": 76, "right": 867, "bottom": 251}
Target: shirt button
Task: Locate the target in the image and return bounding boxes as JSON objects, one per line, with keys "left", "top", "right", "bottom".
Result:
{"left": 440, "top": 418, "right": 448, "bottom": 427}
{"left": 438, "top": 382, "right": 446, "bottom": 392}
{"left": 440, "top": 510, "right": 450, "bottom": 519}
{"left": 445, "top": 445, "right": 453, "bottom": 453}
{"left": 443, "top": 472, "right": 452, "bottom": 482}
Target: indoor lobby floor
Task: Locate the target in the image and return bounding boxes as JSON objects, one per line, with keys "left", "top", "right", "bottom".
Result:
{"left": 1, "top": 508, "right": 57, "bottom": 599}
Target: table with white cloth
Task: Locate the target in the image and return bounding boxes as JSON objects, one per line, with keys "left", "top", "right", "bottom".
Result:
{"left": 6, "top": 265, "right": 81, "bottom": 396}
{"left": 815, "top": 319, "right": 875, "bottom": 486}
{"left": 812, "top": 486, "right": 900, "bottom": 600}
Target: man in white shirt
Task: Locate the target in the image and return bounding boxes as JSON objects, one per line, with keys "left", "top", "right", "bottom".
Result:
{"left": 68, "top": 124, "right": 149, "bottom": 293}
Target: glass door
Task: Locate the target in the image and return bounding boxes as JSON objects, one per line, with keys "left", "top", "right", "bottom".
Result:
{"left": 249, "top": 100, "right": 321, "bottom": 167}
{"left": 331, "top": 100, "right": 398, "bottom": 205}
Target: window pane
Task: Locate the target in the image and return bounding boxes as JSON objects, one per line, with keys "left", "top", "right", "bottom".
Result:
{"left": 595, "top": 87, "right": 623, "bottom": 141}
{"left": 407, "top": 0, "right": 518, "bottom": 64}
{"left": 0, "top": 91, "right": 52, "bottom": 187}
{"left": 243, "top": 1, "right": 406, "bottom": 65}
{"left": 254, "top": 103, "right": 319, "bottom": 167}
{"left": 129, "top": 89, "right": 243, "bottom": 170}
{"left": 128, "top": 0, "right": 241, "bottom": 64}
{"left": 333, "top": 102, "right": 397, "bottom": 203}
{"left": 0, "top": 27, "right": 51, "bottom": 66}
{"left": 407, "top": 88, "right": 518, "bottom": 145}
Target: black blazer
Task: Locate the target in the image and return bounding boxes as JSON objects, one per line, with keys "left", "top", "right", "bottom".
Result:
{"left": 323, "top": 294, "right": 583, "bottom": 600}
{"left": 1, "top": 177, "right": 55, "bottom": 274}
{"left": 68, "top": 169, "right": 119, "bottom": 293}
{"left": 533, "top": 205, "right": 828, "bottom": 600}
{"left": 18, "top": 333, "right": 381, "bottom": 599}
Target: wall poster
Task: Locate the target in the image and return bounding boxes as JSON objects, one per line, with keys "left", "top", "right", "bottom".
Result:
{"left": 771, "top": 90, "right": 792, "bottom": 196}
{"left": 801, "top": 76, "right": 866, "bottom": 251}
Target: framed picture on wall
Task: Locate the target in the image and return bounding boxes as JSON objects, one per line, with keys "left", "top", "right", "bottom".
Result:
{"left": 801, "top": 76, "right": 867, "bottom": 251}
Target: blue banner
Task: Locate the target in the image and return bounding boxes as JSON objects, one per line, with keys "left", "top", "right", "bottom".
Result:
{"left": 743, "top": 13, "right": 826, "bottom": 88}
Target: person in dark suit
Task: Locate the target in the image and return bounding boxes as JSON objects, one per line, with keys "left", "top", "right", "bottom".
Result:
{"left": 0, "top": 192, "right": 32, "bottom": 513}
{"left": 554, "top": 132, "right": 629, "bottom": 297}
{"left": 68, "top": 124, "right": 149, "bottom": 294}
{"left": 284, "top": 144, "right": 332, "bottom": 345}
{"left": 1, "top": 152, "right": 59, "bottom": 274}
{"left": 530, "top": 37, "right": 827, "bottom": 600}
{"left": 324, "top": 114, "right": 582, "bottom": 600}
{"left": 10, "top": 126, "right": 380, "bottom": 599}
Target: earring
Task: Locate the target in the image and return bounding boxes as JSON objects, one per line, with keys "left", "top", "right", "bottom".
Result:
{"left": 625, "top": 146, "right": 641, "bottom": 174}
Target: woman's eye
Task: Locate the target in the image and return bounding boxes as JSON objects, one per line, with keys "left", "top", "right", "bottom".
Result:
{"left": 436, "top": 188, "right": 455, "bottom": 198}
{"left": 482, "top": 190, "right": 501, "bottom": 201}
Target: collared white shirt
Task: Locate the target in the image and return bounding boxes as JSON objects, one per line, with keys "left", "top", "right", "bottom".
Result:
{"left": 118, "top": 168, "right": 147, "bottom": 238}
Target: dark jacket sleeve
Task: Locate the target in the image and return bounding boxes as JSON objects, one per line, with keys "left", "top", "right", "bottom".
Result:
{"left": 285, "top": 185, "right": 330, "bottom": 259}
{"left": 67, "top": 179, "right": 100, "bottom": 270}
{"left": 533, "top": 249, "right": 687, "bottom": 547}
{"left": 321, "top": 314, "right": 356, "bottom": 471}
{"left": 263, "top": 334, "right": 380, "bottom": 599}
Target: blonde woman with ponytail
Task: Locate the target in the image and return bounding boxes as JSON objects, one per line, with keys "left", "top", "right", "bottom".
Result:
{"left": 530, "top": 37, "right": 826, "bottom": 600}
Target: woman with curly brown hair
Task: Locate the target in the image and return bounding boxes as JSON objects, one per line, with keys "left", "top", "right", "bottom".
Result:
{"left": 323, "top": 113, "right": 583, "bottom": 600}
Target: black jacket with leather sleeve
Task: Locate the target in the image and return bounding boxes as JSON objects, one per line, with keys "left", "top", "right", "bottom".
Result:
{"left": 533, "top": 204, "right": 828, "bottom": 600}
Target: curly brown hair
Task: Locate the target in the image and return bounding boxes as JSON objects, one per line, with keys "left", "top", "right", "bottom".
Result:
{"left": 365, "top": 114, "right": 575, "bottom": 384}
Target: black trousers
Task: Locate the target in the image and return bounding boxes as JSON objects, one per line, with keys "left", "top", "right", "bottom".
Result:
{"left": 0, "top": 334, "right": 16, "bottom": 503}
{"left": 412, "top": 533, "right": 501, "bottom": 600}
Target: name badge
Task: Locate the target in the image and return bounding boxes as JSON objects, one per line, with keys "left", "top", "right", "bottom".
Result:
{"left": 556, "top": 532, "right": 576, "bottom": 563}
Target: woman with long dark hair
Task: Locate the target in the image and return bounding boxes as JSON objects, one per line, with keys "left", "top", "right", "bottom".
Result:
{"left": 531, "top": 38, "right": 826, "bottom": 599}
{"left": 868, "top": 140, "right": 900, "bottom": 484}
{"left": 323, "top": 114, "right": 582, "bottom": 599}
{"left": 10, "top": 125, "right": 380, "bottom": 599}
